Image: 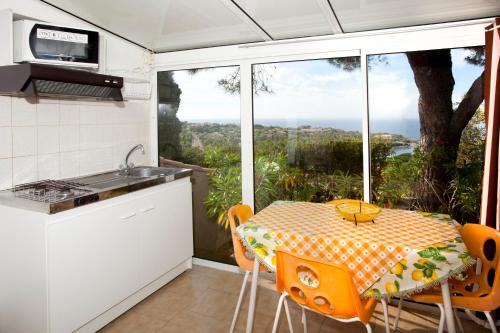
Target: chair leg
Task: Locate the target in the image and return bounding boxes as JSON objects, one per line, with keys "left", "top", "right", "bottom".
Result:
{"left": 301, "top": 307, "right": 308, "bottom": 333}
{"left": 283, "top": 296, "right": 294, "bottom": 333}
{"left": 381, "top": 298, "right": 390, "bottom": 333}
{"left": 437, "top": 304, "right": 445, "bottom": 333}
{"left": 365, "top": 323, "right": 373, "bottom": 333}
{"left": 229, "top": 271, "right": 250, "bottom": 333}
{"left": 272, "top": 293, "right": 287, "bottom": 333}
{"left": 453, "top": 308, "right": 464, "bottom": 333}
{"left": 393, "top": 297, "right": 404, "bottom": 331}
{"left": 484, "top": 311, "right": 498, "bottom": 333}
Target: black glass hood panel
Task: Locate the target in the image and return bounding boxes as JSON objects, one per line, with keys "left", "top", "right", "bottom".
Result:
{"left": 0, "top": 63, "right": 123, "bottom": 101}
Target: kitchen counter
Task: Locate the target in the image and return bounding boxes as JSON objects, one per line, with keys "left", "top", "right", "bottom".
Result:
{"left": 0, "top": 166, "right": 192, "bottom": 214}
{"left": 0, "top": 172, "right": 194, "bottom": 333}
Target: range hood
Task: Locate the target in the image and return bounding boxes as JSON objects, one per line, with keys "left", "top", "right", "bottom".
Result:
{"left": 0, "top": 63, "right": 123, "bottom": 101}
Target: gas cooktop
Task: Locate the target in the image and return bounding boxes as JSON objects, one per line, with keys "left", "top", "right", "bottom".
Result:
{"left": 13, "top": 179, "right": 93, "bottom": 203}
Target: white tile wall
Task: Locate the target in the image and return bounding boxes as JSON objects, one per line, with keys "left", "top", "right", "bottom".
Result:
{"left": 60, "top": 103, "right": 79, "bottom": 125}
{"left": 37, "top": 102, "right": 60, "bottom": 125}
{"left": 0, "top": 97, "right": 11, "bottom": 126}
{"left": 59, "top": 151, "right": 79, "bottom": 179}
{"left": 60, "top": 125, "right": 79, "bottom": 152}
{"left": 0, "top": 97, "right": 151, "bottom": 189}
{"left": 37, "top": 126, "right": 60, "bottom": 154}
{"left": 13, "top": 155, "right": 37, "bottom": 185}
{"left": 12, "top": 127, "right": 36, "bottom": 157}
{"left": 0, "top": 157, "right": 12, "bottom": 189}
{"left": 38, "top": 153, "right": 60, "bottom": 180}
{"left": 0, "top": 127, "right": 12, "bottom": 158}
{"left": 11, "top": 98, "right": 36, "bottom": 126}
{"left": 79, "top": 125, "right": 97, "bottom": 150}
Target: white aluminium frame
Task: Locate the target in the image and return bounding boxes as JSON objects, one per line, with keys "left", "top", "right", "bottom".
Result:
{"left": 152, "top": 19, "right": 489, "bottom": 209}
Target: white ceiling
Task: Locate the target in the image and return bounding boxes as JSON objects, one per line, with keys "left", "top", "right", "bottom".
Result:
{"left": 41, "top": 0, "right": 500, "bottom": 52}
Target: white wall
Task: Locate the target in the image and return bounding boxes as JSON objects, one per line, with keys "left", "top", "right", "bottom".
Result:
{"left": 0, "top": 0, "right": 152, "bottom": 189}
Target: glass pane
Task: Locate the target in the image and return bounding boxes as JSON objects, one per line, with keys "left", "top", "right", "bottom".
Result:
{"left": 330, "top": 0, "right": 500, "bottom": 33}
{"left": 368, "top": 47, "right": 485, "bottom": 223}
{"left": 234, "top": 0, "right": 333, "bottom": 39}
{"left": 158, "top": 66, "right": 241, "bottom": 264}
{"left": 252, "top": 57, "right": 363, "bottom": 211}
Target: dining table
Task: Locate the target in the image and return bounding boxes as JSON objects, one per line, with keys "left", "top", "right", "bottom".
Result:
{"left": 235, "top": 201, "right": 474, "bottom": 333}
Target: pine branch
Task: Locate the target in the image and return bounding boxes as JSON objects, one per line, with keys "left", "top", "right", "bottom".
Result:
{"left": 450, "top": 71, "right": 485, "bottom": 137}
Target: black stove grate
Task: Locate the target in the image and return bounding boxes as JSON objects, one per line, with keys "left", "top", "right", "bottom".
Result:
{"left": 13, "top": 179, "right": 92, "bottom": 203}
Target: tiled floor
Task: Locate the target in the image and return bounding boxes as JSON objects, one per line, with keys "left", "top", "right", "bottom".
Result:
{"left": 99, "top": 265, "right": 488, "bottom": 333}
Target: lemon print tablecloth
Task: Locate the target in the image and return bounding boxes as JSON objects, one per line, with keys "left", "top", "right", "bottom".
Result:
{"left": 236, "top": 201, "right": 473, "bottom": 298}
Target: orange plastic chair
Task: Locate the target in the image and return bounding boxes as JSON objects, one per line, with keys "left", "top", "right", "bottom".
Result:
{"left": 394, "top": 224, "right": 500, "bottom": 333}
{"left": 228, "top": 204, "right": 288, "bottom": 332}
{"left": 271, "top": 249, "right": 390, "bottom": 333}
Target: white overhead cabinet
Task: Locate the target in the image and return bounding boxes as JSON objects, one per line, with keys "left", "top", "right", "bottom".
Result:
{"left": 0, "top": 178, "right": 193, "bottom": 333}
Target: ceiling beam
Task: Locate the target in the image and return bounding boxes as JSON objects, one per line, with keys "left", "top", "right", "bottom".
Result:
{"left": 218, "top": 0, "right": 273, "bottom": 41}
{"left": 315, "top": 0, "right": 343, "bottom": 34}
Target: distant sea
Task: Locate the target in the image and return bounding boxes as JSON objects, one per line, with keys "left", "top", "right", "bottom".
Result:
{"left": 184, "top": 118, "right": 421, "bottom": 139}
{"left": 391, "top": 146, "right": 414, "bottom": 156}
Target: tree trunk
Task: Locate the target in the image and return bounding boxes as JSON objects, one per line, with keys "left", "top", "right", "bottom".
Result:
{"left": 406, "top": 50, "right": 483, "bottom": 212}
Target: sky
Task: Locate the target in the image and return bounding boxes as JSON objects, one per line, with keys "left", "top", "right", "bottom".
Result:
{"left": 169, "top": 48, "right": 484, "bottom": 130}
{"left": 368, "top": 48, "right": 483, "bottom": 120}
{"left": 172, "top": 67, "right": 240, "bottom": 121}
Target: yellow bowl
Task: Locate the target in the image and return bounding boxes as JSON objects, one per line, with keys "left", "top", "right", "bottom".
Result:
{"left": 336, "top": 200, "right": 381, "bottom": 223}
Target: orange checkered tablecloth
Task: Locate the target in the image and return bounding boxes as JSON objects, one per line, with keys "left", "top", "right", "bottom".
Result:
{"left": 236, "top": 201, "right": 473, "bottom": 297}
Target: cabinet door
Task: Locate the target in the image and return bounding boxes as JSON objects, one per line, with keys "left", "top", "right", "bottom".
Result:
{"left": 47, "top": 199, "right": 141, "bottom": 333}
{"left": 139, "top": 180, "right": 193, "bottom": 285}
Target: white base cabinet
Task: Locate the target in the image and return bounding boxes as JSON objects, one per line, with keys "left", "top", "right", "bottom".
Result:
{"left": 0, "top": 177, "right": 193, "bottom": 333}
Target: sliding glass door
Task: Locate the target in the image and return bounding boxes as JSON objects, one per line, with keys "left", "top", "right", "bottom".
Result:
{"left": 252, "top": 57, "right": 363, "bottom": 211}
{"left": 156, "top": 44, "right": 486, "bottom": 266}
{"left": 368, "top": 47, "right": 485, "bottom": 223}
{"left": 158, "top": 66, "right": 241, "bottom": 264}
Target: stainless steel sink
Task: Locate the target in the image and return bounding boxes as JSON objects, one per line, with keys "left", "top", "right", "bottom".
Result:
{"left": 75, "top": 167, "right": 183, "bottom": 190}
{"left": 118, "top": 166, "right": 179, "bottom": 178}
{"left": 87, "top": 178, "right": 132, "bottom": 190}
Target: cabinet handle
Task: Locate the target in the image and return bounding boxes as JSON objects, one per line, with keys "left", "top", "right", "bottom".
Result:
{"left": 140, "top": 206, "right": 155, "bottom": 213}
{"left": 120, "top": 212, "right": 136, "bottom": 220}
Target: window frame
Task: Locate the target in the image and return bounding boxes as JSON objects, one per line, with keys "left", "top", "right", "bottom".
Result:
{"left": 152, "top": 19, "right": 487, "bottom": 212}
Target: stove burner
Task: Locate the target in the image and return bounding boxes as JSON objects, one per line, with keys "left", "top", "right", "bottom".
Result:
{"left": 32, "top": 188, "right": 45, "bottom": 196}
{"left": 13, "top": 180, "right": 92, "bottom": 203}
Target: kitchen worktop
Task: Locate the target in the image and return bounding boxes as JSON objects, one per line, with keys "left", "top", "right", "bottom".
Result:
{"left": 0, "top": 166, "right": 192, "bottom": 214}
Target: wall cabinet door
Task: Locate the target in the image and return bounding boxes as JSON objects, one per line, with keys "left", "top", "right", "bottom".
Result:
{"left": 47, "top": 199, "right": 141, "bottom": 333}
{"left": 139, "top": 180, "right": 193, "bottom": 285}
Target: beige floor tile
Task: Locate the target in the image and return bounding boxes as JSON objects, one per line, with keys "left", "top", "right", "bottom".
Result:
{"left": 269, "top": 306, "right": 324, "bottom": 333}
{"left": 188, "top": 287, "right": 240, "bottom": 321}
{"left": 210, "top": 271, "right": 249, "bottom": 295}
{"left": 133, "top": 289, "right": 195, "bottom": 322}
{"left": 99, "top": 311, "right": 167, "bottom": 333}
{"left": 164, "top": 270, "right": 218, "bottom": 298}
{"left": 157, "top": 311, "right": 219, "bottom": 333}
{"left": 98, "top": 265, "right": 490, "bottom": 333}
{"left": 230, "top": 313, "right": 277, "bottom": 333}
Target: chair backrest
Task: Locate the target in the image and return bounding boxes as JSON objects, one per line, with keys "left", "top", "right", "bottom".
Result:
{"left": 275, "top": 249, "right": 375, "bottom": 323}
{"left": 228, "top": 204, "right": 255, "bottom": 271}
{"left": 453, "top": 223, "right": 500, "bottom": 310}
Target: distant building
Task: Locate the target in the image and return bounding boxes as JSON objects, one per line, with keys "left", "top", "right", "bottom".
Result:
{"left": 374, "top": 134, "right": 393, "bottom": 139}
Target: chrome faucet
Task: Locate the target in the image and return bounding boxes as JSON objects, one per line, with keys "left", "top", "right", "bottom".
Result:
{"left": 120, "top": 144, "right": 145, "bottom": 174}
